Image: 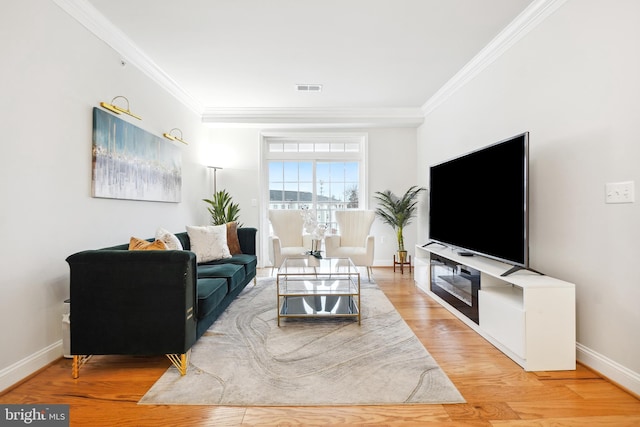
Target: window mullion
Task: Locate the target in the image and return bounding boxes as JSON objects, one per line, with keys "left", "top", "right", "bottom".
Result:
{"left": 311, "top": 160, "right": 318, "bottom": 221}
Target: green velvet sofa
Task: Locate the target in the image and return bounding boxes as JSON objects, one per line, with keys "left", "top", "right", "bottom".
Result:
{"left": 65, "top": 227, "right": 257, "bottom": 378}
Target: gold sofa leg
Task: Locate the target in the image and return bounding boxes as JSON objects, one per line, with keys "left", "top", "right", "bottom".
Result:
{"left": 166, "top": 351, "right": 190, "bottom": 376}
{"left": 72, "top": 355, "right": 92, "bottom": 379}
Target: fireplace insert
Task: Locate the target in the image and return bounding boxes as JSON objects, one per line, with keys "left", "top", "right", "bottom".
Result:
{"left": 430, "top": 254, "right": 480, "bottom": 324}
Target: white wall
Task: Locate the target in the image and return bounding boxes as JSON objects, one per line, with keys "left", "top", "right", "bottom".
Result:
{"left": 203, "top": 127, "right": 264, "bottom": 245}
{"left": 206, "top": 127, "right": 419, "bottom": 267}
{"left": 367, "top": 128, "right": 420, "bottom": 265}
{"left": 0, "top": 0, "right": 211, "bottom": 390}
{"left": 417, "top": 0, "right": 639, "bottom": 393}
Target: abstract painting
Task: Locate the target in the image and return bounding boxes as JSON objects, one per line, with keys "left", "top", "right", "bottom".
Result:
{"left": 91, "top": 107, "right": 181, "bottom": 202}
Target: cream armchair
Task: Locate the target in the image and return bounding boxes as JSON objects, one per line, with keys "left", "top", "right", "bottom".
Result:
{"left": 325, "top": 210, "right": 376, "bottom": 280}
{"left": 268, "top": 210, "right": 312, "bottom": 271}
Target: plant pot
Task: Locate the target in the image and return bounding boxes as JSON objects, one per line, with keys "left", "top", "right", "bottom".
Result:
{"left": 397, "top": 250, "right": 408, "bottom": 264}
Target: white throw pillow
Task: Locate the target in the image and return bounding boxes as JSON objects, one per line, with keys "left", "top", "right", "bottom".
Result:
{"left": 186, "top": 225, "right": 231, "bottom": 263}
{"left": 155, "top": 227, "right": 184, "bottom": 250}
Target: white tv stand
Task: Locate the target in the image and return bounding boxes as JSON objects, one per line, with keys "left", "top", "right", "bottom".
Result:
{"left": 415, "top": 244, "right": 576, "bottom": 371}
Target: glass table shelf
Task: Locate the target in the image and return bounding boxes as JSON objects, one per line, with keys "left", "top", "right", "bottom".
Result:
{"left": 277, "top": 257, "right": 361, "bottom": 325}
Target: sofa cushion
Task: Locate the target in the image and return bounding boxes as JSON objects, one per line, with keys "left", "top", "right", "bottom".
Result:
{"left": 186, "top": 225, "right": 232, "bottom": 263}
{"left": 155, "top": 228, "right": 184, "bottom": 250}
{"left": 197, "top": 263, "right": 246, "bottom": 292}
{"left": 226, "top": 221, "right": 242, "bottom": 255}
{"left": 128, "top": 237, "right": 167, "bottom": 251}
{"left": 196, "top": 278, "right": 228, "bottom": 320}
{"left": 205, "top": 254, "right": 257, "bottom": 277}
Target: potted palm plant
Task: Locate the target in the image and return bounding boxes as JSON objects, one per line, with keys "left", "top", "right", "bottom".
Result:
{"left": 374, "top": 185, "right": 425, "bottom": 263}
{"left": 203, "top": 190, "right": 242, "bottom": 226}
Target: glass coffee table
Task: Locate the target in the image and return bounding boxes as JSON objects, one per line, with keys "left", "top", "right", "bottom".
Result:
{"left": 277, "top": 257, "right": 361, "bottom": 326}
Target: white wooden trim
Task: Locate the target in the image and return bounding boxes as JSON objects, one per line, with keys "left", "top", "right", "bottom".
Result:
{"left": 52, "top": 0, "right": 203, "bottom": 114}
{"left": 0, "top": 341, "right": 62, "bottom": 393}
{"left": 53, "top": 0, "right": 566, "bottom": 127}
{"left": 203, "top": 107, "right": 425, "bottom": 128}
{"left": 421, "top": 0, "right": 568, "bottom": 116}
{"left": 576, "top": 343, "right": 640, "bottom": 396}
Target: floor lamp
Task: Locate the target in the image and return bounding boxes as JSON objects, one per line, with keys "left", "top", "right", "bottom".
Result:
{"left": 207, "top": 166, "right": 223, "bottom": 193}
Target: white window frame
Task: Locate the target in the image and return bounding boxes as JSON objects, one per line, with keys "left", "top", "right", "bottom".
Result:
{"left": 259, "top": 132, "right": 368, "bottom": 265}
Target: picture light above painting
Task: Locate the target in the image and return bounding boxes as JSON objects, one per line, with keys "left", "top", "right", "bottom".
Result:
{"left": 91, "top": 107, "right": 182, "bottom": 203}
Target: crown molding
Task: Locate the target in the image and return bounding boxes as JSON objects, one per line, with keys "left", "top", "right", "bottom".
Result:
{"left": 53, "top": 0, "right": 565, "bottom": 126}
{"left": 53, "top": 0, "right": 204, "bottom": 115}
{"left": 52, "top": 0, "right": 423, "bottom": 128}
{"left": 202, "top": 107, "right": 425, "bottom": 128}
{"left": 421, "top": 0, "right": 568, "bottom": 117}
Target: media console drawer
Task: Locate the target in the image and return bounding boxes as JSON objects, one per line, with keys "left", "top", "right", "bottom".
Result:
{"left": 479, "top": 287, "right": 525, "bottom": 359}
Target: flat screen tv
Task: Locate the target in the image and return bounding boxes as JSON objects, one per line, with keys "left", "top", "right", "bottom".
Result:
{"left": 428, "top": 132, "right": 529, "bottom": 271}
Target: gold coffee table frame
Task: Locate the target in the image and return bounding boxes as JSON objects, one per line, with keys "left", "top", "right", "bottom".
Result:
{"left": 277, "top": 257, "right": 361, "bottom": 326}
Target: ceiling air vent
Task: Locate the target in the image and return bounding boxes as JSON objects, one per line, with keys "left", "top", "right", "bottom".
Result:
{"left": 296, "top": 84, "right": 323, "bottom": 92}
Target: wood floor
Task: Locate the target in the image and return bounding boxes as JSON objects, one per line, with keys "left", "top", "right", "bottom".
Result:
{"left": 1, "top": 268, "right": 639, "bottom": 426}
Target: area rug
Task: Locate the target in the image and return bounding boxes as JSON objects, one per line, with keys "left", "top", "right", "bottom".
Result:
{"left": 139, "top": 277, "right": 464, "bottom": 406}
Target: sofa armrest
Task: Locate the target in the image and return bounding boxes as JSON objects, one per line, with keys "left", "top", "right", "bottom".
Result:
{"left": 270, "top": 235, "right": 281, "bottom": 267}
{"left": 365, "top": 235, "right": 375, "bottom": 258}
{"left": 66, "top": 250, "right": 197, "bottom": 356}
{"left": 237, "top": 227, "right": 257, "bottom": 255}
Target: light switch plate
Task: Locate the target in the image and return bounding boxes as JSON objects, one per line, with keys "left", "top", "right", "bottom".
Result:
{"left": 605, "top": 181, "right": 635, "bottom": 204}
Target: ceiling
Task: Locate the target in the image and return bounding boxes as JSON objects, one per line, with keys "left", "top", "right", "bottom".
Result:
{"left": 83, "top": 0, "right": 534, "bottom": 125}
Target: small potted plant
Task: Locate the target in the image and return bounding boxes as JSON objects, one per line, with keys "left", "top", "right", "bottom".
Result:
{"left": 203, "top": 190, "right": 242, "bottom": 226}
{"left": 374, "top": 185, "right": 425, "bottom": 263}
{"left": 301, "top": 207, "right": 326, "bottom": 259}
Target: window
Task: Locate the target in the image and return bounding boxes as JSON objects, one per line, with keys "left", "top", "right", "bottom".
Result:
{"left": 263, "top": 134, "right": 367, "bottom": 233}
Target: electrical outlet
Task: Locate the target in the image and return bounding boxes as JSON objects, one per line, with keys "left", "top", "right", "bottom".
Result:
{"left": 605, "top": 181, "right": 635, "bottom": 204}
{"left": 381, "top": 236, "right": 385, "bottom": 244}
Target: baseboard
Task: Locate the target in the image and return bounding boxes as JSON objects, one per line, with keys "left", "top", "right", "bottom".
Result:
{"left": 576, "top": 342, "right": 640, "bottom": 397}
{"left": 0, "top": 340, "right": 63, "bottom": 393}
{"left": 415, "top": 280, "right": 640, "bottom": 396}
